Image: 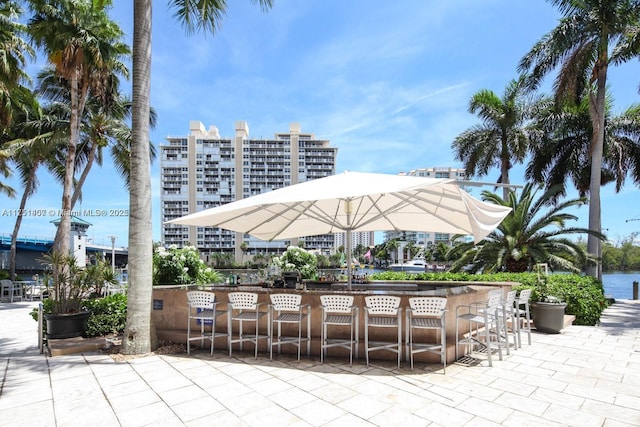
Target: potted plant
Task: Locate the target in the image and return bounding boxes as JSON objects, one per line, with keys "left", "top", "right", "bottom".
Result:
{"left": 38, "top": 252, "right": 98, "bottom": 339}
{"left": 530, "top": 274, "right": 567, "bottom": 334}
{"left": 272, "top": 246, "right": 318, "bottom": 289}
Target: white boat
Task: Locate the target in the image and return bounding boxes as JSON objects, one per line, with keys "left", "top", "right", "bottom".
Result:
{"left": 389, "top": 258, "right": 427, "bottom": 272}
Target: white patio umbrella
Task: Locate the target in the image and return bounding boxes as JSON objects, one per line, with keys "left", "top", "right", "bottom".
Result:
{"left": 167, "top": 171, "right": 512, "bottom": 288}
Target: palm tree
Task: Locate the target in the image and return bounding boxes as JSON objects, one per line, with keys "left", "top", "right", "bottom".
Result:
{"left": 527, "top": 93, "right": 640, "bottom": 199}
{"left": 448, "top": 183, "right": 604, "bottom": 274}
{"left": 0, "top": 145, "right": 15, "bottom": 197}
{"left": 0, "top": 1, "right": 33, "bottom": 197}
{"left": 28, "top": 0, "right": 129, "bottom": 259}
{"left": 452, "top": 75, "right": 534, "bottom": 199}
{"left": 124, "top": 0, "right": 274, "bottom": 354}
{"left": 34, "top": 67, "right": 158, "bottom": 204}
{"left": 384, "top": 238, "right": 399, "bottom": 263}
{"left": 518, "top": 0, "right": 640, "bottom": 279}
{"left": 4, "top": 90, "right": 50, "bottom": 281}
{"left": 5, "top": 69, "right": 157, "bottom": 283}
{"left": 71, "top": 95, "right": 158, "bottom": 207}
{"left": 433, "top": 242, "right": 449, "bottom": 263}
{"left": 0, "top": 1, "right": 34, "bottom": 128}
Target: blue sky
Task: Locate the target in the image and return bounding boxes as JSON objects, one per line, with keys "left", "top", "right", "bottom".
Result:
{"left": 1, "top": 0, "right": 639, "bottom": 248}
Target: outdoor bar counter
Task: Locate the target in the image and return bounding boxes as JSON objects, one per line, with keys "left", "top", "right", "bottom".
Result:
{"left": 152, "top": 281, "right": 516, "bottom": 364}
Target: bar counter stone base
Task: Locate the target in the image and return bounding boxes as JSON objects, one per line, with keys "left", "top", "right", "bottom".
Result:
{"left": 152, "top": 281, "right": 516, "bottom": 365}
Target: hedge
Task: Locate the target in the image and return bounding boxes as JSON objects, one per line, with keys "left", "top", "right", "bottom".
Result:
{"left": 368, "top": 271, "right": 607, "bottom": 326}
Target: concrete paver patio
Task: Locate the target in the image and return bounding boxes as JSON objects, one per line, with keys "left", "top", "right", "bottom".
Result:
{"left": 1, "top": 300, "right": 639, "bottom": 426}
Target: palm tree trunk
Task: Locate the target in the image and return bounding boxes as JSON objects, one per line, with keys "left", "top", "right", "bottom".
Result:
{"left": 52, "top": 71, "right": 81, "bottom": 257}
{"left": 70, "top": 140, "right": 99, "bottom": 208}
{"left": 9, "top": 166, "right": 37, "bottom": 281}
{"left": 501, "top": 156, "right": 510, "bottom": 201}
{"left": 586, "top": 65, "right": 607, "bottom": 281}
{"left": 122, "top": 0, "right": 156, "bottom": 354}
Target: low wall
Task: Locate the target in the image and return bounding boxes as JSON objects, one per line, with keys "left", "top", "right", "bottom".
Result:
{"left": 151, "top": 281, "right": 516, "bottom": 364}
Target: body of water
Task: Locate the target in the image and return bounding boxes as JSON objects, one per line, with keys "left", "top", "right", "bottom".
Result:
{"left": 230, "top": 267, "right": 637, "bottom": 300}
{"left": 357, "top": 269, "right": 638, "bottom": 300}
{"left": 602, "top": 272, "right": 640, "bottom": 300}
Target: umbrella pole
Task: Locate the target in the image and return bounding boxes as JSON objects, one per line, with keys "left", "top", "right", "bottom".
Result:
{"left": 347, "top": 229, "right": 352, "bottom": 290}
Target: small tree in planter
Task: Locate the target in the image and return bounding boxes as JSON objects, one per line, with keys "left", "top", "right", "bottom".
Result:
{"left": 530, "top": 272, "right": 568, "bottom": 334}
{"left": 40, "top": 252, "right": 93, "bottom": 314}
{"left": 36, "top": 253, "right": 98, "bottom": 339}
{"left": 272, "top": 246, "right": 318, "bottom": 280}
{"left": 153, "top": 245, "right": 223, "bottom": 286}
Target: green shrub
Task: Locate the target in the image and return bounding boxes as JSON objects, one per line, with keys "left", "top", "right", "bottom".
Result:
{"left": 83, "top": 294, "right": 128, "bottom": 337}
{"left": 545, "top": 275, "right": 606, "bottom": 325}
{"left": 369, "top": 271, "right": 607, "bottom": 326}
{"left": 29, "top": 298, "right": 53, "bottom": 322}
{"left": 30, "top": 294, "right": 128, "bottom": 338}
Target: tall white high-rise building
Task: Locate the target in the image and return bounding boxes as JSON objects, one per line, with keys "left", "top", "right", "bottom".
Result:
{"left": 161, "top": 121, "right": 337, "bottom": 262}
{"left": 384, "top": 167, "right": 469, "bottom": 247}
{"left": 334, "top": 231, "right": 376, "bottom": 252}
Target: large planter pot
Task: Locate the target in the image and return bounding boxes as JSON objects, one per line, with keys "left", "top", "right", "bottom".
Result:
{"left": 44, "top": 311, "right": 91, "bottom": 339}
{"left": 532, "top": 301, "right": 567, "bottom": 334}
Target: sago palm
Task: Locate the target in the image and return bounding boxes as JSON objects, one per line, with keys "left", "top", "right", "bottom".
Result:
{"left": 448, "top": 183, "right": 604, "bottom": 273}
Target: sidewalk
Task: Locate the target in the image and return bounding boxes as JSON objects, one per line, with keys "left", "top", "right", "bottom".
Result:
{"left": 1, "top": 300, "right": 639, "bottom": 426}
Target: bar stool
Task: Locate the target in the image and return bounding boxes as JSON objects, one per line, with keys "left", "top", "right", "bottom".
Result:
{"left": 268, "top": 294, "right": 310, "bottom": 361}
{"left": 0, "top": 280, "right": 21, "bottom": 303}
{"left": 499, "top": 290, "right": 518, "bottom": 353}
{"left": 227, "top": 292, "right": 268, "bottom": 358}
{"left": 515, "top": 288, "right": 533, "bottom": 347}
{"left": 406, "top": 297, "right": 447, "bottom": 372}
{"left": 455, "top": 288, "right": 505, "bottom": 367}
{"left": 186, "top": 291, "right": 227, "bottom": 355}
{"left": 364, "top": 295, "right": 402, "bottom": 368}
{"left": 0, "top": 280, "right": 12, "bottom": 302}
{"left": 319, "top": 295, "right": 359, "bottom": 365}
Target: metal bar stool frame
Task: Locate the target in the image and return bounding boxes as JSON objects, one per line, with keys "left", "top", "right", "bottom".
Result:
{"left": 319, "top": 295, "right": 359, "bottom": 365}
{"left": 455, "top": 289, "right": 505, "bottom": 367}
{"left": 364, "top": 295, "right": 403, "bottom": 368}
{"left": 498, "top": 290, "right": 519, "bottom": 354}
{"left": 406, "top": 297, "right": 448, "bottom": 372}
{"left": 186, "top": 291, "right": 227, "bottom": 356}
{"left": 515, "top": 288, "right": 533, "bottom": 347}
{"left": 227, "top": 292, "right": 268, "bottom": 359}
{"left": 1, "top": 279, "right": 22, "bottom": 303}
{"left": 268, "top": 294, "right": 311, "bottom": 361}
